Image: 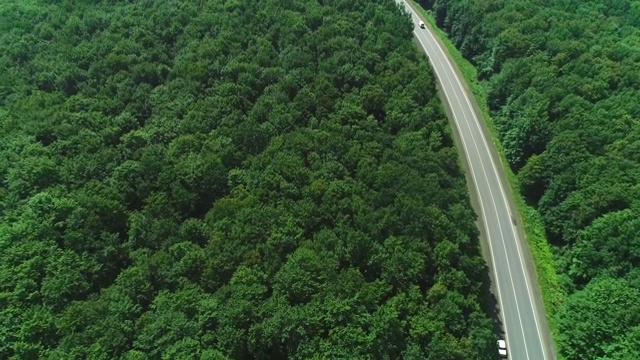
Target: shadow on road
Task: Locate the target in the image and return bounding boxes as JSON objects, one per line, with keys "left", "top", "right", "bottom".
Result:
{"left": 480, "top": 262, "right": 505, "bottom": 343}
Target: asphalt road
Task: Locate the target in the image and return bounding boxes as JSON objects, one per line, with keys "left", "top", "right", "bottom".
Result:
{"left": 395, "top": 1, "right": 555, "bottom": 359}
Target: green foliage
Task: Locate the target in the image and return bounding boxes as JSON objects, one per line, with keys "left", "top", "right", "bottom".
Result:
{"left": 570, "top": 207, "right": 640, "bottom": 286}
{"left": 0, "top": 0, "right": 496, "bottom": 358}
{"left": 555, "top": 277, "right": 640, "bottom": 360}
{"left": 415, "top": 0, "right": 640, "bottom": 357}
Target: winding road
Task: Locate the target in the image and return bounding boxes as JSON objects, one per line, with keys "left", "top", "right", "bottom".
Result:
{"left": 395, "top": 1, "right": 556, "bottom": 359}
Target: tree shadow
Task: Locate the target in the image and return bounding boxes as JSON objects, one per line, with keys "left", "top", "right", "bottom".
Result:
{"left": 480, "top": 263, "right": 506, "bottom": 345}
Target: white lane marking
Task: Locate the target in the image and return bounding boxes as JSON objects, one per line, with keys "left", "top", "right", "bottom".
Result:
{"left": 412, "top": 29, "right": 530, "bottom": 360}
{"left": 398, "top": 2, "right": 547, "bottom": 359}
{"left": 395, "top": 2, "right": 518, "bottom": 357}
{"left": 404, "top": 31, "right": 513, "bottom": 360}
{"left": 411, "top": 6, "right": 548, "bottom": 359}
{"left": 401, "top": 2, "right": 549, "bottom": 358}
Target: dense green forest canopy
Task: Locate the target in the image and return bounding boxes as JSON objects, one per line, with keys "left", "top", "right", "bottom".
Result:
{"left": 417, "top": 0, "right": 640, "bottom": 359}
{"left": 0, "top": 0, "right": 496, "bottom": 358}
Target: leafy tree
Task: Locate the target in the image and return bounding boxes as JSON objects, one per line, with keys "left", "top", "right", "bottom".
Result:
{"left": 555, "top": 277, "right": 640, "bottom": 360}
{"left": 569, "top": 207, "right": 640, "bottom": 285}
{"left": 0, "top": 0, "right": 496, "bottom": 358}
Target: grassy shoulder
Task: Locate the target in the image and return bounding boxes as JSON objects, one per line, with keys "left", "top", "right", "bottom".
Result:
{"left": 409, "top": 0, "right": 567, "bottom": 351}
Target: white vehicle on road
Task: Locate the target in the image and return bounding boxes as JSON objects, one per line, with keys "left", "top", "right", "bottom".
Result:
{"left": 498, "top": 339, "right": 508, "bottom": 358}
{"left": 418, "top": 20, "right": 425, "bottom": 28}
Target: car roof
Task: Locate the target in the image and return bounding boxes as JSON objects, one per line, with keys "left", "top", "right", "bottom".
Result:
{"left": 497, "top": 339, "right": 506, "bottom": 348}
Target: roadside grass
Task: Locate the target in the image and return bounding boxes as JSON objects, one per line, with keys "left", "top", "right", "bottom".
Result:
{"left": 409, "top": 1, "right": 566, "bottom": 354}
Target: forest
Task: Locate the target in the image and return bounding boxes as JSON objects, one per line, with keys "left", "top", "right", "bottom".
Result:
{"left": 416, "top": 0, "right": 640, "bottom": 359}
{"left": 0, "top": 0, "right": 497, "bottom": 358}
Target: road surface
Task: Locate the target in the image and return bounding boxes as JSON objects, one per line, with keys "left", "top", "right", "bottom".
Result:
{"left": 395, "top": 1, "right": 555, "bottom": 359}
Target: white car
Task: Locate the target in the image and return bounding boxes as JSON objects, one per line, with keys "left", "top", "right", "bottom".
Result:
{"left": 498, "top": 339, "right": 508, "bottom": 358}
{"left": 418, "top": 20, "right": 425, "bottom": 28}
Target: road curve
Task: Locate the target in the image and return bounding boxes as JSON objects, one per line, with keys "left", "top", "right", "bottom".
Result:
{"left": 395, "top": 1, "right": 556, "bottom": 359}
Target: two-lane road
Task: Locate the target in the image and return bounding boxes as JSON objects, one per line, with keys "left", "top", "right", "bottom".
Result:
{"left": 395, "top": 1, "right": 555, "bottom": 359}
